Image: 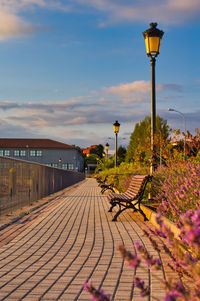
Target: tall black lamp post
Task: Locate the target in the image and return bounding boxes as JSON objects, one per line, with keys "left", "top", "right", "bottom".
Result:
{"left": 105, "top": 143, "right": 110, "bottom": 159}
{"left": 143, "top": 23, "right": 164, "bottom": 175}
{"left": 113, "top": 120, "right": 120, "bottom": 167}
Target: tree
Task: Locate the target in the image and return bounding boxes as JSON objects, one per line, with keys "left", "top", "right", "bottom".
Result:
{"left": 95, "top": 157, "right": 115, "bottom": 173}
{"left": 126, "top": 116, "right": 169, "bottom": 163}
{"left": 90, "top": 144, "right": 104, "bottom": 158}
{"left": 117, "top": 146, "right": 127, "bottom": 164}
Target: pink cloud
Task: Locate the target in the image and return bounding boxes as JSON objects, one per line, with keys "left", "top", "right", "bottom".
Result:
{"left": 0, "top": 0, "right": 71, "bottom": 40}
{"left": 105, "top": 81, "right": 151, "bottom": 95}
{"left": 75, "top": 0, "right": 200, "bottom": 25}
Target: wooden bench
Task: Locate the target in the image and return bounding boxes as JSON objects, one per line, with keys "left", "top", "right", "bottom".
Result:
{"left": 95, "top": 176, "right": 114, "bottom": 193}
{"left": 100, "top": 181, "right": 115, "bottom": 194}
{"left": 107, "top": 174, "right": 152, "bottom": 221}
{"left": 96, "top": 175, "right": 107, "bottom": 186}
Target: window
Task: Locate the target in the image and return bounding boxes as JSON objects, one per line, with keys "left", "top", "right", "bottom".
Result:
{"left": 68, "top": 163, "right": 74, "bottom": 170}
{"left": 20, "top": 150, "right": 26, "bottom": 156}
{"left": 36, "top": 150, "right": 42, "bottom": 156}
{"left": 62, "top": 163, "right": 68, "bottom": 170}
{"left": 14, "top": 150, "right": 20, "bottom": 156}
{"left": 4, "top": 150, "right": 10, "bottom": 156}
{"left": 0, "top": 150, "right": 3, "bottom": 156}
{"left": 52, "top": 163, "right": 58, "bottom": 167}
{"left": 30, "top": 150, "right": 42, "bottom": 156}
{"left": 30, "top": 150, "right": 36, "bottom": 156}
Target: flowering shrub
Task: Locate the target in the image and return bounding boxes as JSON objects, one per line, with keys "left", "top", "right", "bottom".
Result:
{"left": 149, "top": 210, "right": 200, "bottom": 300}
{"left": 84, "top": 209, "right": 200, "bottom": 301}
{"left": 84, "top": 280, "right": 111, "bottom": 301}
{"left": 154, "top": 160, "right": 200, "bottom": 222}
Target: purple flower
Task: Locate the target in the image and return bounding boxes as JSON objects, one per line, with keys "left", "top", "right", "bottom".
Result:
{"left": 129, "top": 257, "right": 141, "bottom": 268}
{"left": 134, "top": 241, "right": 162, "bottom": 270}
{"left": 84, "top": 280, "right": 111, "bottom": 301}
{"left": 179, "top": 209, "right": 200, "bottom": 252}
{"left": 134, "top": 277, "right": 150, "bottom": 297}
{"left": 165, "top": 295, "right": 177, "bottom": 301}
{"left": 118, "top": 244, "right": 141, "bottom": 269}
{"left": 134, "top": 241, "right": 141, "bottom": 248}
{"left": 155, "top": 161, "right": 200, "bottom": 221}
{"left": 163, "top": 280, "right": 189, "bottom": 300}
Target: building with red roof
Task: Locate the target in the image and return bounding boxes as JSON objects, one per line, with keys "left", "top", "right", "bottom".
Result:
{"left": 82, "top": 145, "right": 97, "bottom": 156}
{"left": 0, "top": 138, "right": 84, "bottom": 172}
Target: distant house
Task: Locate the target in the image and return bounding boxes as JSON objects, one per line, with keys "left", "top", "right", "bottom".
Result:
{"left": 0, "top": 138, "right": 84, "bottom": 172}
{"left": 82, "top": 145, "right": 99, "bottom": 174}
{"left": 82, "top": 145, "right": 97, "bottom": 157}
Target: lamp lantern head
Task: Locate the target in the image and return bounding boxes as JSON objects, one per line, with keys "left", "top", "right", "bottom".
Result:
{"left": 105, "top": 143, "right": 110, "bottom": 151}
{"left": 143, "top": 23, "right": 164, "bottom": 58}
{"left": 113, "top": 120, "right": 120, "bottom": 134}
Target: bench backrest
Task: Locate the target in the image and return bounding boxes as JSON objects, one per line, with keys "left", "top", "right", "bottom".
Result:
{"left": 124, "top": 175, "right": 151, "bottom": 200}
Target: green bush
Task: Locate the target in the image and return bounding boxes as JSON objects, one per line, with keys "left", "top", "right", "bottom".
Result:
{"left": 96, "top": 162, "right": 149, "bottom": 192}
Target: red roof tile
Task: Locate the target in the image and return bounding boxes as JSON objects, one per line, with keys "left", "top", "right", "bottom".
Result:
{"left": 82, "top": 145, "right": 97, "bottom": 155}
{"left": 0, "top": 139, "right": 77, "bottom": 149}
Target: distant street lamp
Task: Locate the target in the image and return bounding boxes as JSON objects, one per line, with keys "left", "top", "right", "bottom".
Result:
{"left": 105, "top": 143, "right": 110, "bottom": 159}
{"left": 168, "top": 108, "right": 186, "bottom": 157}
{"left": 59, "top": 158, "right": 62, "bottom": 168}
{"left": 143, "top": 23, "right": 164, "bottom": 175}
{"left": 113, "top": 120, "right": 120, "bottom": 167}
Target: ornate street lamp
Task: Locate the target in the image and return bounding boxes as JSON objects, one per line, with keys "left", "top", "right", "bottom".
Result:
{"left": 143, "top": 23, "right": 164, "bottom": 174}
{"left": 113, "top": 120, "right": 120, "bottom": 167}
{"left": 105, "top": 143, "right": 110, "bottom": 159}
{"left": 168, "top": 108, "right": 186, "bottom": 157}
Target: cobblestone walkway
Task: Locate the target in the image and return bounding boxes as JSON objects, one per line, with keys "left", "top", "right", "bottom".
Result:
{"left": 0, "top": 179, "right": 171, "bottom": 301}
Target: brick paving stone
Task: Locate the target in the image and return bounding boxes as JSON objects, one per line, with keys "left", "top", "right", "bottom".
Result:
{"left": 0, "top": 179, "right": 180, "bottom": 301}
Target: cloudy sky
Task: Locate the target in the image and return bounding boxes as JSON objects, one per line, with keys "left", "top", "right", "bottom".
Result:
{"left": 0, "top": 0, "right": 199, "bottom": 149}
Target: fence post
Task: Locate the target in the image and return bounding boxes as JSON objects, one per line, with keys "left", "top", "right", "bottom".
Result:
{"left": 30, "top": 170, "right": 37, "bottom": 202}
{"left": 9, "top": 168, "right": 16, "bottom": 198}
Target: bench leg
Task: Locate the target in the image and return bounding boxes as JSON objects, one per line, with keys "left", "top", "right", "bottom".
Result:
{"left": 137, "top": 203, "right": 148, "bottom": 221}
{"left": 112, "top": 205, "right": 148, "bottom": 222}
{"left": 101, "top": 188, "right": 106, "bottom": 194}
{"left": 108, "top": 187, "right": 115, "bottom": 193}
{"left": 108, "top": 203, "right": 117, "bottom": 212}
{"left": 138, "top": 208, "right": 148, "bottom": 221}
{"left": 112, "top": 207, "right": 127, "bottom": 221}
{"left": 102, "top": 186, "right": 114, "bottom": 194}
